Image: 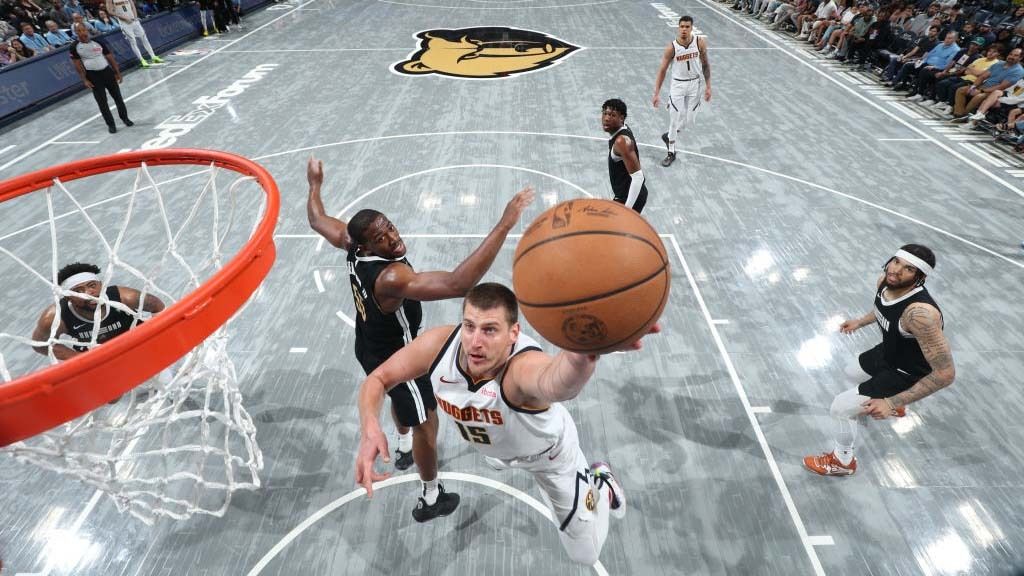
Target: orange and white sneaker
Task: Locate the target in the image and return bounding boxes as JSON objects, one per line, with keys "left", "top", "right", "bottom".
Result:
{"left": 803, "top": 451, "right": 857, "bottom": 476}
{"left": 893, "top": 406, "right": 906, "bottom": 418}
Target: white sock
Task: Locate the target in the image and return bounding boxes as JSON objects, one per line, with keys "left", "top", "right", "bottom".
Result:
{"left": 422, "top": 479, "right": 439, "bottom": 505}
{"left": 398, "top": 431, "right": 413, "bottom": 453}
{"left": 834, "top": 444, "right": 854, "bottom": 466}
{"left": 669, "top": 140, "right": 676, "bottom": 153}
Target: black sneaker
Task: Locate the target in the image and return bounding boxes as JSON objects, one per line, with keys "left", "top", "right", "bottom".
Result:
{"left": 108, "top": 125, "right": 117, "bottom": 134}
{"left": 123, "top": 118, "right": 134, "bottom": 127}
{"left": 412, "top": 484, "right": 459, "bottom": 523}
{"left": 394, "top": 449, "right": 414, "bottom": 471}
{"left": 661, "top": 131, "right": 670, "bottom": 149}
{"left": 661, "top": 152, "right": 676, "bottom": 167}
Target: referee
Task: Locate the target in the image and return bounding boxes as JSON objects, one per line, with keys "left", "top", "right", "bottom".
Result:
{"left": 69, "top": 23, "right": 134, "bottom": 134}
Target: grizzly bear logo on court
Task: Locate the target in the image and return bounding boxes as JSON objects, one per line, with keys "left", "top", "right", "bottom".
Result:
{"left": 393, "top": 27, "right": 580, "bottom": 79}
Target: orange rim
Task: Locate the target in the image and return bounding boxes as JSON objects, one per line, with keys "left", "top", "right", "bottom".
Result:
{"left": 0, "top": 149, "right": 279, "bottom": 447}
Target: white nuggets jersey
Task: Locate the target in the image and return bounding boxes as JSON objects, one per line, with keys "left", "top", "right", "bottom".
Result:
{"left": 430, "top": 328, "right": 569, "bottom": 461}
{"left": 671, "top": 38, "right": 702, "bottom": 84}
{"left": 110, "top": 0, "right": 136, "bottom": 21}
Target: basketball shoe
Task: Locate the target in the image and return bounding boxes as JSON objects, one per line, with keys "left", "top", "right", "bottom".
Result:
{"left": 591, "top": 461, "right": 626, "bottom": 519}
{"left": 394, "top": 449, "right": 414, "bottom": 471}
{"left": 412, "top": 483, "right": 460, "bottom": 523}
{"left": 803, "top": 451, "right": 857, "bottom": 476}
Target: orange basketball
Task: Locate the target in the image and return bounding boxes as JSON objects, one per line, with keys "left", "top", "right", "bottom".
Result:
{"left": 513, "top": 199, "right": 669, "bottom": 354}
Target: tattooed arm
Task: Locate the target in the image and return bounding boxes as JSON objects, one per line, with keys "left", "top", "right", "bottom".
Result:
{"left": 889, "top": 303, "right": 955, "bottom": 408}
{"left": 698, "top": 36, "right": 712, "bottom": 102}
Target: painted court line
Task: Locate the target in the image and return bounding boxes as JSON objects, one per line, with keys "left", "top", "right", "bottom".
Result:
{"left": 693, "top": 0, "right": 1024, "bottom": 201}
{"left": 49, "top": 141, "right": 101, "bottom": 145}
{"left": 751, "top": 406, "right": 773, "bottom": 414}
{"left": 335, "top": 310, "right": 354, "bottom": 328}
{"left": 808, "top": 535, "right": 836, "bottom": 547}
{"left": 668, "top": 234, "right": 826, "bottom": 576}
{"left": 0, "top": 145, "right": 14, "bottom": 154}
{"left": 288, "top": 347, "right": 307, "bottom": 354}
{"left": 0, "top": 0, "right": 322, "bottom": 174}
{"left": 711, "top": 318, "right": 730, "bottom": 325}
{"left": 313, "top": 270, "right": 325, "bottom": 293}
{"left": 244, "top": 472, "right": 609, "bottom": 576}
{"left": 876, "top": 138, "right": 930, "bottom": 142}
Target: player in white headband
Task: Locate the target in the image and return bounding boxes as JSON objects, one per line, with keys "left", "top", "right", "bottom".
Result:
{"left": 804, "top": 244, "right": 956, "bottom": 476}
{"left": 30, "top": 261, "right": 165, "bottom": 361}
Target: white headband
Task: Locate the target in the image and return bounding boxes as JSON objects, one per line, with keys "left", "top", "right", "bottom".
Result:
{"left": 893, "top": 249, "right": 934, "bottom": 277}
{"left": 60, "top": 272, "right": 101, "bottom": 291}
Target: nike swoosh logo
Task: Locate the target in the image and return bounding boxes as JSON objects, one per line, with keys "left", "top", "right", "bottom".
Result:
{"left": 439, "top": 376, "right": 459, "bottom": 384}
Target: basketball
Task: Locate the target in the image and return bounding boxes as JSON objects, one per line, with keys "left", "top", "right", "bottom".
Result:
{"left": 513, "top": 199, "right": 670, "bottom": 354}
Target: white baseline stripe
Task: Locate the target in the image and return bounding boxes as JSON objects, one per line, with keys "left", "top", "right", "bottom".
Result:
{"left": 244, "top": 472, "right": 609, "bottom": 576}
{"left": 0, "top": 0, "right": 321, "bottom": 174}
{"left": 0, "top": 145, "right": 14, "bottom": 154}
{"left": 289, "top": 347, "right": 307, "bottom": 354}
{"left": 219, "top": 46, "right": 773, "bottom": 53}
{"left": 877, "top": 138, "right": 931, "bottom": 142}
{"left": 669, "top": 235, "right": 825, "bottom": 576}
{"left": 692, "top": 0, "right": 1024, "bottom": 200}
{"left": 808, "top": 535, "right": 836, "bottom": 546}
{"left": 50, "top": 141, "right": 101, "bottom": 145}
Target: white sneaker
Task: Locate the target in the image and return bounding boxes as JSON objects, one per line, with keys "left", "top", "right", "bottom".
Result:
{"left": 969, "top": 112, "right": 986, "bottom": 121}
{"left": 591, "top": 462, "right": 626, "bottom": 519}
{"left": 920, "top": 99, "right": 936, "bottom": 106}
{"left": 906, "top": 94, "right": 924, "bottom": 102}
{"left": 796, "top": 33, "right": 809, "bottom": 40}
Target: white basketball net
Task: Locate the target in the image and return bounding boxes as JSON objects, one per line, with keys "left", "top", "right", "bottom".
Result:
{"left": 0, "top": 162, "right": 264, "bottom": 524}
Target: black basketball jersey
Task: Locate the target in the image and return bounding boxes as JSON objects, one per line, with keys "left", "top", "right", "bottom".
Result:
{"left": 608, "top": 126, "right": 648, "bottom": 203}
{"left": 347, "top": 250, "right": 423, "bottom": 360}
{"left": 59, "top": 286, "right": 136, "bottom": 352}
{"left": 873, "top": 285, "right": 943, "bottom": 379}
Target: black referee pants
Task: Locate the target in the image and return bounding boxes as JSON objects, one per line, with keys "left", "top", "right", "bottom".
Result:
{"left": 86, "top": 67, "right": 129, "bottom": 128}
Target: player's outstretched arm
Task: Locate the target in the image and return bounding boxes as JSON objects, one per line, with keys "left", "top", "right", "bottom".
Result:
{"left": 117, "top": 286, "right": 166, "bottom": 314}
{"left": 306, "top": 156, "right": 352, "bottom": 250}
{"left": 613, "top": 135, "right": 645, "bottom": 210}
{"left": 356, "top": 325, "right": 453, "bottom": 497}
{"left": 653, "top": 44, "right": 674, "bottom": 108}
{"left": 889, "top": 304, "right": 954, "bottom": 407}
{"left": 698, "top": 36, "right": 712, "bottom": 101}
{"left": 30, "top": 306, "right": 78, "bottom": 360}
{"left": 377, "top": 187, "right": 535, "bottom": 303}
{"left": 506, "top": 324, "right": 661, "bottom": 406}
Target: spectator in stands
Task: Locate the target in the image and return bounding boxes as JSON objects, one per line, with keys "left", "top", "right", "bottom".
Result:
{"left": 19, "top": 21, "right": 50, "bottom": 52}
{"left": 976, "top": 21, "right": 997, "bottom": 45}
{"left": 92, "top": 8, "right": 118, "bottom": 32}
{"left": 909, "top": 3, "right": 941, "bottom": 35}
{"left": 836, "top": 3, "right": 876, "bottom": 60}
{"left": 71, "top": 12, "right": 98, "bottom": 35}
{"left": 770, "top": 0, "right": 811, "bottom": 31}
{"left": 902, "top": 30, "right": 961, "bottom": 95}
{"left": 16, "top": 0, "right": 45, "bottom": 25}
{"left": 0, "top": 39, "right": 15, "bottom": 65}
{"left": 883, "top": 24, "right": 939, "bottom": 84}
{"left": 916, "top": 36, "right": 985, "bottom": 104}
{"left": 877, "top": 19, "right": 919, "bottom": 69}
{"left": 890, "top": 2, "right": 914, "bottom": 27}
{"left": 46, "top": 0, "right": 72, "bottom": 29}
{"left": 953, "top": 46, "right": 1023, "bottom": 119}
{"left": 943, "top": 4, "right": 965, "bottom": 32}
{"left": 63, "top": 0, "right": 91, "bottom": 21}
{"left": 0, "top": 18, "right": 17, "bottom": 40}
{"left": 797, "top": 0, "right": 838, "bottom": 39}
{"left": 818, "top": 3, "right": 860, "bottom": 55}
{"left": 958, "top": 21, "right": 976, "bottom": 45}
{"left": 805, "top": 0, "right": 845, "bottom": 43}
{"left": 966, "top": 75, "right": 1024, "bottom": 126}
{"left": 7, "top": 36, "right": 33, "bottom": 59}
{"left": 44, "top": 19, "right": 72, "bottom": 45}
{"left": 850, "top": 8, "right": 894, "bottom": 67}
{"left": 931, "top": 43, "right": 1002, "bottom": 114}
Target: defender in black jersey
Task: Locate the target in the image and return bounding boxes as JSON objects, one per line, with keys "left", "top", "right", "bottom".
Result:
{"left": 306, "top": 157, "right": 534, "bottom": 520}
{"left": 804, "top": 245, "right": 955, "bottom": 476}
{"left": 601, "top": 99, "right": 648, "bottom": 214}
{"left": 31, "top": 262, "right": 166, "bottom": 361}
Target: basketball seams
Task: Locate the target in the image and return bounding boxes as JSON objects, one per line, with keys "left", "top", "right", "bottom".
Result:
{"left": 513, "top": 230, "right": 667, "bottom": 267}
{"left": 517, "top": 263, "right": 668, "bottom": 308}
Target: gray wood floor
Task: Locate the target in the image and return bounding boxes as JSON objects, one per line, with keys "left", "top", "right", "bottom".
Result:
{"left": 2, "top": 0, "right": 1024, "bottom": 575}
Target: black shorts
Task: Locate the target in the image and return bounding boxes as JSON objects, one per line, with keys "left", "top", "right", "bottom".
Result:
{"left": 356, "top": 348, "right": 435, "bottom": 428}
{"left": 613, "top": 188, "right": 647, "bottom": 214}
{"left": 856, "top": 344, "right": 921, "bottom": 399}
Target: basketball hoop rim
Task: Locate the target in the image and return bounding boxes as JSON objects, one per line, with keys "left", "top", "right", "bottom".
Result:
{"left": 0, "top": 149, "right": 280, "bottom": 447}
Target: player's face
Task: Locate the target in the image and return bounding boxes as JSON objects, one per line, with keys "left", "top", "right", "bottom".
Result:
{"left": 69, "top": 280, "right": 102, "bottom": 310}
{"left": 600, "top": 107, "right": 623, "bottom": 133}
{"left": 678, "top": 21, "right": 692, "bottom": 40}
{"left": 884, "top": 257, "right": 920, "bottom": 290}
{"left": 460, "top": 303, "right": 519, "bottom": 380}
{"left": 364, "top": 216, "right": 406, "bottom": 258}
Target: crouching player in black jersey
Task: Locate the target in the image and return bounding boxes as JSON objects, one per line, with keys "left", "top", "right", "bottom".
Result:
{"left": 31, "top": 261, "right": 166, "bottom": 360}
{"left": 805, "top": 244, "right": 955, "bottom": 476}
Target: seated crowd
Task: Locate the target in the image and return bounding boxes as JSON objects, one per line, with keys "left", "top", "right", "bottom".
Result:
{"left": 726, "top": 0, "right": 1024, "bottom": 149}
{"left": 0, "top": 0, "right": 237, "bottom": 68}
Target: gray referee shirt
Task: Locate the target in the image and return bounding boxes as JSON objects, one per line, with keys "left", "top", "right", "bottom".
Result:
{"left": 69, "top": 38, "right": 111, "bottom": 71}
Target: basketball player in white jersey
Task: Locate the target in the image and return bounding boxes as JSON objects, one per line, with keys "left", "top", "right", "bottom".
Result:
{"left": 804, "top": 245, "right": 955, "bottom": 476}
{"left": 652, "top": 15, "right": 712, "bottom": 167}
{"left": 105, "top": 0, "right": 162, "bottom": 68}
{"left": 357, "top": 283, "right": 660, "bottom": 565}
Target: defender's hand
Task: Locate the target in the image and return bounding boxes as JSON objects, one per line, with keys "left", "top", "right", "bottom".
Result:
{"left": 355, "top": 426, "right": 391, "bottom": 497}
{"left": 307, "top": 155, "right": 324, "bottom": 188}
{"left": 499, "top": 186, "right": 535, "bottom": 228}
